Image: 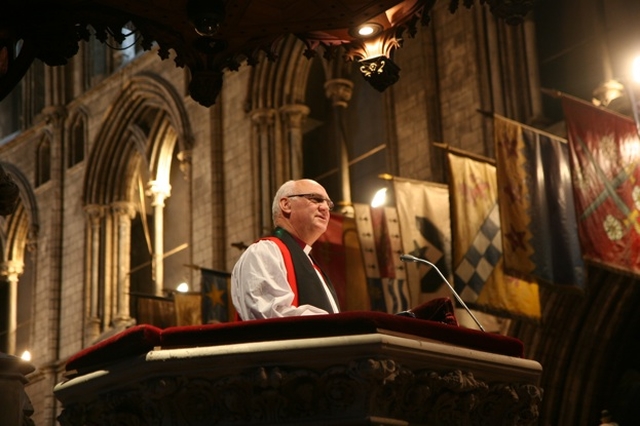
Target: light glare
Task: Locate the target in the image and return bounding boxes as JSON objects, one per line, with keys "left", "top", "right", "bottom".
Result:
{"left": 371, "top": 188, "right": 387, "bottom": 207}
{"left": 358, "top": 26, "right": 375, "bottom": 36}
{"left": 176, "top": 282, "right": 189, "bottom": 293}
{"left": 21, "top": 350, "right": 31, "bottom": 361}
{"left": 633, "top": 56, "right": 640, "bottom": 84}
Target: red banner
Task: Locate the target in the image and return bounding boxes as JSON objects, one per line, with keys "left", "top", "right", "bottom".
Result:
{"left": 562, "top": 96, "right": 640, "bottom": 275}
{"left": 313, "top": 213, "right": 370, "bottom": 311}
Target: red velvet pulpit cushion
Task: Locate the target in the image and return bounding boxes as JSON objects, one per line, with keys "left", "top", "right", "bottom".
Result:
{"left": 65, "top": 324, "right": 162, "bottom": 373}
{"left": 65, "top": 312, "right": 524, "bottom": 373}
{"left": 160, "top": 311, "right": 524, "bottom": 358}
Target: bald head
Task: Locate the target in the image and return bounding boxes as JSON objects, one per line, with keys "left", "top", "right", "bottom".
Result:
{"left": 271, "top": 179, "right": 332, "bottom": 245}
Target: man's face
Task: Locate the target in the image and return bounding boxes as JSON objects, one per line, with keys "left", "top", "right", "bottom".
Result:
{"left": 282, "top": 181, "right": 333, "bottom": 243}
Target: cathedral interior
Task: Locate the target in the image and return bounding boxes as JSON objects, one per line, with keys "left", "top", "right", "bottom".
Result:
{"left": 2, "top": 0, "right": 640, "bottom": 425}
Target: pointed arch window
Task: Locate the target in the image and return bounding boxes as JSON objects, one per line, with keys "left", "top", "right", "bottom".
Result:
{"left": 82, "top": 94, "right": 193, "bottom": 339}
{"left": 68, "top": 114, "right": 86, "bottom": 167}
{"left": 127, "top": 143, "right": 190, "bottom": 328}
{"left": 36, "top": 136, "right": 51, "bottom": 186}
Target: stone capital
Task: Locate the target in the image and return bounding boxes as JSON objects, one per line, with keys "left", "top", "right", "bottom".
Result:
{"left": 146, "top": 181, "right": 172, "bottom": 207}
{"left": 324, "top": 78, "right": 354, "bottom": 107}
{"left": 249, "top": 108, "right": 276, "bottom": 127}
{"left": 83, "top": 204, "right": 104, "bottom": 224}
{"left": 111, "top": 201, "right": 136, "bottom": 219}
{"left": 279, "top": 104, "right": 310, "bottom": 128}
{"left": 0, "top": 260, "right": 24, "bottom": 280}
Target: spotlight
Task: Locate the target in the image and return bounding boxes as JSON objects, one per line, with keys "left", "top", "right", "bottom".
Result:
{"left": 349, "top": 22, "right": 383, "bottom": 39}
{"left": 371, "top": 188, "right": 387, "bottom": 207}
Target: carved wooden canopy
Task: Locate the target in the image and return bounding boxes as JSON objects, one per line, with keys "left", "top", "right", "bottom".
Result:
{"left": 0, "top": 0, "right": 535, "bottom": 107}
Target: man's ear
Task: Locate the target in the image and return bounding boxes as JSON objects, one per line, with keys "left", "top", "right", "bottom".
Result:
{"left": 280, "top": 197, "right": 292, "bottom": 217}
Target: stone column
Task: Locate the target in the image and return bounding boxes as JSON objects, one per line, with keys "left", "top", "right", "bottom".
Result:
{"left": 111, "top": 201, "right": 136, "bottom": 328}
{"left": 83, "top": 204, "right": 103, "bottom": 343}
{"left": 280, "top": 104, "right": 310, "bottom": 180}
{"left": 324, "top": 78, "right": 354, "bottom": 206}
{"left": 146, "top": 180, "right": 171, "bottom": 296}
{"left": 0, "top": 353, "right": 34, "bottom": 426}
{"left": 250, "top": 108, "right": 276, "bottom": 235}
{"left": 0, "top": 261, "right": 24, "bottom": 355}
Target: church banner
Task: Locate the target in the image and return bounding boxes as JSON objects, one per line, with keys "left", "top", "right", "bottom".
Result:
{"left": 353, "top": 204, "right": 411, "bottom": 313}
{"left": 373, "top": 206, "right": 410, "bottom": 313}
{"left": 393, "top": 177, "right": 452, "bottom": 306}
{"left": 174, "top": 293, "right": 202, "bottom": 326}
{"left": 201, "top": 268, "right": 232, "bottom": 323}
{"left": 136, "top": 294, "right": 175, "bottom": 328}
{"left": 448, "top": 151, "right": 541, "bottom": 321}
{"left": 494, "top": 115, "right": 585, "bottom": 290}
{"left": 562, "top": 96, "right": 640, "bottom": 276}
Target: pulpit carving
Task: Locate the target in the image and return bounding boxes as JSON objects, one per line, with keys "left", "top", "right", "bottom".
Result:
{"left": 58, "top": 357, "right": 542, "bottom": 426}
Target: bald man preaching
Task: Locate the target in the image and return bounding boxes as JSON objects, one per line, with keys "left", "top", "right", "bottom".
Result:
{"left": 231, "top": 179, "right": 340, "bottom": 320}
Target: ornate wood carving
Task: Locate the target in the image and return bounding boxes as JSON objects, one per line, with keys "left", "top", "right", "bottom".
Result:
{"left": 57, "top": 357, "right": 542, "bottom": 426}
{"left": 1, "top": 0, "right": 537, "bottom": 107}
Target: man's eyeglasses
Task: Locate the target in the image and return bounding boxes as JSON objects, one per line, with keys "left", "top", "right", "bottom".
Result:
{"left": 287, "top": 193, "right": 334, "bottom": 211}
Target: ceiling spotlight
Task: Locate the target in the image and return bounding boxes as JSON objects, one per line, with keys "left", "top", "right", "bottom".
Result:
{"left": 350, "top": 22, "right": 383, "bottom": 39}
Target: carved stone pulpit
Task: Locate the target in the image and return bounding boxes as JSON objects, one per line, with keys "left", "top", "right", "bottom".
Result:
{"left": 54, "top": 312, "right": 542, "bottom": 425}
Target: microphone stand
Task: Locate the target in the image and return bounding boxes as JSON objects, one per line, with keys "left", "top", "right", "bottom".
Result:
{"left": 400, "top": 254, "right": 485, "bottom": 332}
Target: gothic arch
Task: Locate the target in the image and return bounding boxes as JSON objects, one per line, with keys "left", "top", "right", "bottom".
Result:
{"left": 0, "top": 162, "right": 39, "bottom": 265}
{"left": 35, "top": 132, "right": 52, "bottom": 187}
{"left": 0, "top": 162, "right": 38, "bottom": 356}
{"left": 246, "top": 35, "right": 368, "bottom": 215}
{"left": 249, "top": 36, "right": 316, "bottom": 109}
{"left": 79, "top": 71, "right": 196, "bottom": 339}
{"left": 83, "top": 72, "right": 194, "bottom": 205}
{"left": 65, "top": 106, "right": 89, "bottom": 168}
{"left": 244, "top": 36, "right": 324, "bottom": 232}
{"left": 249, "top": 35, "right": 357, "bottom": 110}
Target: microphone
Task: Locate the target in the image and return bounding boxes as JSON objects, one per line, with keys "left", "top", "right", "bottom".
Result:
{"left": 400, "top": 254, "right": 485, "bottom": 332}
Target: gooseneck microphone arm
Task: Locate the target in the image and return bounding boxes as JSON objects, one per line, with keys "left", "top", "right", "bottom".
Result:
{"left": 400, "top": 254, "right": 485, "bottom": 332}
